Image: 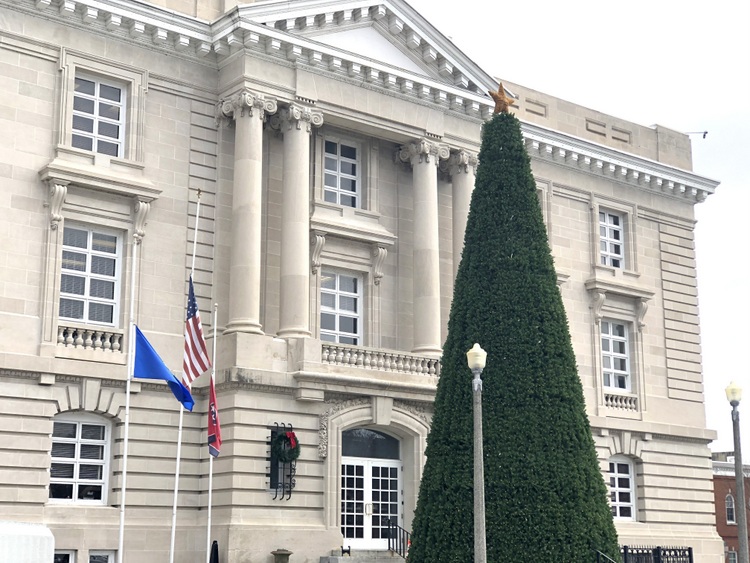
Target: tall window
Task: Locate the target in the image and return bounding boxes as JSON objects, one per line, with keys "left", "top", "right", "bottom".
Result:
{"left": 320, "top": 270, "right": 361, "bottom": 345}
{"left": 601, "top": 320, "right": 630, "bottom": 391}
{"left": 726, "top": 493, "right": 736, "bottom": 524}
{"left": 599, "top": 211, "right": 624, "bottom": 268}
{"left": 324, "top": 139, "right": 359, "bottom": 208}
{"left": 49, "top": 414, "right": 109, "bottom": 503}
{"left": 60, "top": 225, "right": 121, "bottom": 326}
{"left": 728, "top": 551, "right": 738, "bottom": 563}
{"left": 72, "top": 74, "right": 126, "bottom": 157}
{"left": 609, "top": 457, "right": 635, "bottom": 519}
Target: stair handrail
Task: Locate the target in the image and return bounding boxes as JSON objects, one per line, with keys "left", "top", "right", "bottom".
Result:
{"left": 386, "top": 518, "right": 410, "bottom": 559}
{"left": 595, "top": 549, "right": 618, "bottom": 563}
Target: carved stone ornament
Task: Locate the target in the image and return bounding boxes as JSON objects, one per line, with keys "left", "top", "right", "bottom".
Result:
{"left": 275, "top": 103, "right": 324, "bottom": 133}
{"left": 133, "top": 199, "right": 150, "bottom": 243}
{"left": 216, "top": 90, "right": 278, "bottom": 126}
{"left": 310, "top": 231, "right": 326, "bottom": 274}
{"left": 371, "top": 245, "right": 387, "bottom": 285}
{"left": 318, "top": 397, "right": 370, "bottom": 458}
{"left": 397, "top": 139, "right": 450, "bottom": 166}
{"left": 447, "top": 150, "right": 478, "bottom": 176}
{"left": 636, "top": 297, "right": 648, "bottom": 331}
{"left": 48, "top": 182, "right": 68, "bottom": 229}
{"left": 393, "top": 399, "right": 429, "bottom": 423}
{"left": 590, "top": 290, "right": 606, "bottom": 322}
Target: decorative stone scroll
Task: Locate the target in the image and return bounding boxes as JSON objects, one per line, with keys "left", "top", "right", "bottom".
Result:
{"left": 397, "top": 138, "right": 450, "bottom": 166}
{"left": 318, "top": 397, "right": 370, "bottom": 458}
{"left": 273, "top": 102, "right": 324, "bottom": 133}
{"left": 371, "top": 245, "right": 387, "bottom": 285}
{"left": 446, "top": 149, "right": 478, "bottom": 176}
{"left": 48, "top": 182, "right": 67, "bottom": 229}
{"left": 216, "top": 89, "right": 278, "bottom": 126}
{"left": 310, "top": 231, "right": 326, "bottom": 274}
{"left": 133, "top": 199, "right": 150, "bottom": 243}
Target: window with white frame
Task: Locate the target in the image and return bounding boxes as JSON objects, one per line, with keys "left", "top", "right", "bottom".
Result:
{"left": 49, "top": 413, "right": 109, "bottom": 503}
{"left": 599, "top": 211, "right": 624, "bottom": 268}
{"left": 726, "top": 493, "right": 736, "bottom": 524}
{"left": 601, "top": 320, "right": 630, "bottom": 391}
{"left": 88, "top": 552, "right": 115, "bottom": 563}
{"left": 728, "top": 550, "right": 738, "bottom": 563}
{"left": 323, "top": 139, "right": 360, "bottom": 208}
{"left": 54, "top": 552, "right": 75, "bottom": 563}
{"left": 72, "top": 74, "right": 126, "bottom": 157}
{"left": 320, "top": 270, "right": 361, "bottom": 345}
{"left": 60, "top": 225, "right": 121, "bottom": 326}
{"left": 609, "top": 456, "right": 635, "bottom": 519}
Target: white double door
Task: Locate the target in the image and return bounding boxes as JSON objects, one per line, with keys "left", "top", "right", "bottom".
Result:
{"left": 340, "top": 456, "right": 402, "bottom": 550}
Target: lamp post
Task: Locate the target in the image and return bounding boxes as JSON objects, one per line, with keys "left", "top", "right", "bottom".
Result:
{"left": 726, "top": 381, "right": 749, "bottom": 563}
{"left": 467, "top": 343, "right": 487, "bottom": 563}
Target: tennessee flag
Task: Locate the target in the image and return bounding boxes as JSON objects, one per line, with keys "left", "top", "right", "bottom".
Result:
{"left": 208, "top": 375, "right": 222, "bottom": 457}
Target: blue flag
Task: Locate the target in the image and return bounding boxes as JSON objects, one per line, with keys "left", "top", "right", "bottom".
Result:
{"left": 134, "top": 326, "right": 194, "bottom": 411}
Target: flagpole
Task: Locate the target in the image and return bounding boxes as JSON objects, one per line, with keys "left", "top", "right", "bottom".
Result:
{"left": 169, "top": 192, "right": 202, "bottom": 563}
{"left": 206, "top": 303, "right": 218, "bottom": 563}
{"left": 118, "top": 233, "right": 140, "bottom": 563}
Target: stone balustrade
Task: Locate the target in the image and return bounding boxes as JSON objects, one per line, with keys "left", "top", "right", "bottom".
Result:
{"left": 321, "top": 343, "right": 441, "bottom": 377}
{"left": 604, "top": 392, "right": 638, "bottom": 411}
{"left": 57, "top": 325, "right": 124, "bottom": 353}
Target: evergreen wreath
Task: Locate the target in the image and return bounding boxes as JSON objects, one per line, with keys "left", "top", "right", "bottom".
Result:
{"left": 272, "top": 431, "right": 300, "bottom": 463}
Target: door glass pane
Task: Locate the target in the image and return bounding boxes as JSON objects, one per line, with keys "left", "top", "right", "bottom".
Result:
{"left": 342, "top": 429, "right": 399, "bottom": 459}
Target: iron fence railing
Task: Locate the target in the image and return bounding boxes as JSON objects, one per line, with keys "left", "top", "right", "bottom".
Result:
{"left": 386, "top": 518, "right": 410, "bottom": 559}
{"left": 596, "top": 546, "right": 694, "bottom": 563}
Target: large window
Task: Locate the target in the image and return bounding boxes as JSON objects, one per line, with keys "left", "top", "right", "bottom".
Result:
{"left": 599, "top": 211, "right": 624, "bottom": 268}
{"left": 60, "top": 225, "right": 121, "bottom": 326}
{"left": 324, "top": 139, "right": 360, "bottom": 208}
{"left": 49, "top": 414, "right": 109, "bottom": 504}
{"left": 320, "top": 270, "right": 361, "bottom": 345}
{"left": 726, "top": 493, "right": 736, "bottom": 524}
{"left": 728, "top": 551, "right": 738, "bottom": 563}
{"left": 609, "top": 456, "right": 635, "bottom": 519}
{"left": 601, "top": 320, "right": 630, "bottom": 391}
{"left": 72, "top": 74, "right": 126, "bottom": 157}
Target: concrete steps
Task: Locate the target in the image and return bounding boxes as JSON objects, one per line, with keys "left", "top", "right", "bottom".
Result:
{"left": 319, "top": 549, "right": 404, "bottom": 563}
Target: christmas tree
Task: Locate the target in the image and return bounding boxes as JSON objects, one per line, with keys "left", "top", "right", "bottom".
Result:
{"left": 407, "top": 87, "right": 620, "bottom": 562}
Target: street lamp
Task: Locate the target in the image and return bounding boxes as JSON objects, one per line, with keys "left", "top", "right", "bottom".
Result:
{"left": 726, "top": 381, "right": 749, "bottom": 563}
{"left": 467, "top": 343, "right": 487, "bottom": 563}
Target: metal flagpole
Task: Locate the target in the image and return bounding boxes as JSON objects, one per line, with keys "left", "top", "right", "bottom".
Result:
{"left": 118, "top": 232, "right": 140, "bottom": 563}
{"left": 206, "top": 303, "right": 218, "bottom": 563}
{"left": 169, "top": 192, "right": 202, "bottom": 563}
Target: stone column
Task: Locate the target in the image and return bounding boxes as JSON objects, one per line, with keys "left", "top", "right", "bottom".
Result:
{"left": 220, "top": 90, "right": 277, "bottom": 335}
{"left": 449, "top": 150, "right": 478, "bottom": 279}
{"left": 276, "top": 103, "right": 323, "bottom": 339}
{"left": 399, "top": 140, "right": 448, "bottom": 357}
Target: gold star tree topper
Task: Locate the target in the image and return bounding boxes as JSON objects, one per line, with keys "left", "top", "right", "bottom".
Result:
{"left": 489, "top": 83, "right": 515, "bottom": 114}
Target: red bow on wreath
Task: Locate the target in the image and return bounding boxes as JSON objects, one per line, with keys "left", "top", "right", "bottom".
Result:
{"left": 286, "top": 431, "right": 298, "bottom": 448}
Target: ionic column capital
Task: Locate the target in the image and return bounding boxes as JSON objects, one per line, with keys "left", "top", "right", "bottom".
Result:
{"left": 447, "top": 149, "right": 478, "bottom": 176}
{"left": 273, "top": 102, "right": 324, "bottom": 133}
{"left": 398, "top": 139, "right": 450, "bottom": 167}
{"left": 216, "top": 90, "right": 278, "bottom": 126}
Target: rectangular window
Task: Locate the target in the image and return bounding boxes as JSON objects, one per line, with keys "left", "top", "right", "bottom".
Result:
{"left": 323, "top": 140, "right": 359, "bottom": 208}
{"left": 72, "top": 74, "right": 126, "bottom": 157}
{"left": 89, "top": 552, "right": 115, "bottom": 563}
{"left": 320, "top": 270, "right": 361, "bottom": 345}
{"left": 609, "top": 458, "right": 635, "bottom": 519}
{"left": 60, "top": 225, "right": 121, "bottom": 326}
{"left": 728, "top": 552, "right": 738, "bottom": 563}
{"left": 50, "top": 417, "right": 108, "bottom": 503}
{"left": 54, "top": 553, "right": 75, "bottom": 563}
{"left": 601, "top": 320, "right": 630, "bottom": 391}
{"left": 726, "top": 494, "right": 736, "bottom": 524}
{"left": 599, "top": 211, "right": 624, "bottom": 268}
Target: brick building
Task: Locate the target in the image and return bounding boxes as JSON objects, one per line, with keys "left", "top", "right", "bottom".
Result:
{"left": 714, "top": 455, "right": 750, "bottom": 562}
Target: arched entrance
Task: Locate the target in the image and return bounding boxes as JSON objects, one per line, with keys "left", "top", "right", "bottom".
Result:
{"left": 340, "top": 428, "right": 402, "bottom": 550}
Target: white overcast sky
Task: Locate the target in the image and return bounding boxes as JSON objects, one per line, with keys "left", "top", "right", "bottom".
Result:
{"left": 407, "top": 0, "right": 750, "bottom": 454}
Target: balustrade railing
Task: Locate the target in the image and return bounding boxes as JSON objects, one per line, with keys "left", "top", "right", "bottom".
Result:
{"left": 57, "top": 325, "right": 124, "bottom": 353}
{"left": 604, "top": 392, "right": 638, "bottom": 411}
{"left": 321, "top": 343, "right": 440, "bottom": 376}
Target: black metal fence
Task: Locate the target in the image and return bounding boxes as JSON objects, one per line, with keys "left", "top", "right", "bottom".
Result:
{"left": 596, "top": 546, "right": 694, "bottom": 563}
{"left": 386, "top": 518, "right": 411, "bottom": 559}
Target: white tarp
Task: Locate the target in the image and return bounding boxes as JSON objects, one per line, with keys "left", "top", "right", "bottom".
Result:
{"left": 0, "top": 521, "right": 54, "bottom": 563}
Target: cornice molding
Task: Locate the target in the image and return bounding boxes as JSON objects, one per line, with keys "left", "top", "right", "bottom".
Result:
{"left": 521, "top": 122, "right": 719, "bottom": 202}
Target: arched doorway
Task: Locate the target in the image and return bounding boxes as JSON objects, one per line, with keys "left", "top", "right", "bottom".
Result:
{"left": 340, "top": 428, "right": 401, "bottom": 550}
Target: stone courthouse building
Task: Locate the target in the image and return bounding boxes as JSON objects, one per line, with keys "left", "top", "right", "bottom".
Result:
{"left": 0, "top": 0, "right": 724, "bottom": 561}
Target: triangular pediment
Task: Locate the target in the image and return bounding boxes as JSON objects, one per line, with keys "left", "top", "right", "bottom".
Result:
{"left": 237, "top": 0, "right": 497, "bottom": 98}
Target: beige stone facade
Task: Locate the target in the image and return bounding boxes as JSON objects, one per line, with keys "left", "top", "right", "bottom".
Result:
{"left": 0, "top": 0, "right": 723, "bottom": 562}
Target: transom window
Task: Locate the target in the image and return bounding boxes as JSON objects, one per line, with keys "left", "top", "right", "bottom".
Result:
{"left": 601, "top": 320, "right": 630, "bottom": 391}
{"left": 60, "top": 225, "right": 120, "bottom": 326}
{"left": 72, "top": 74, "right": 125, "bottom": 157}
{"left": 726, "top": 494, "right": 736, "bottom": 523}
{"left": 599, "top": 211, "right": 624, "bottom": 268}
{"left": 324, "top": 140, "right": 359, "bottom": 208}
{"left": 49, "top": 415, "right": 109, "bottom": 503}
{"left": 609, "top": 457, "right": 635, "bottom": 519}
{"left": 320, "top": 270, "right": 361, "bottom": 345}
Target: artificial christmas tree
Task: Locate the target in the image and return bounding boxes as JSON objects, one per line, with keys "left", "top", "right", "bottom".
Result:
{"left": 407, "top": 88, "right": 620, "bottom": 562}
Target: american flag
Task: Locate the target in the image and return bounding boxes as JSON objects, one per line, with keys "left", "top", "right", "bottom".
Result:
{"left": 183, "top": 275, "right": 211, "bottom": 386}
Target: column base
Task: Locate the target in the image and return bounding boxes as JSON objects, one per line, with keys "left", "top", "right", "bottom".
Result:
{"left": 223, "top": 320, "right": 264, "bottom": 336}
{"left": 411, "top": 345, "right": 443, "bottom": 358}
{"left": 276, "top": 328, "right": 312, "bottom": 339}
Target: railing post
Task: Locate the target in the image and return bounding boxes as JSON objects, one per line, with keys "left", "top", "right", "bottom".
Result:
{"left": 653, "top": 546, "right": 662, "bottom": 563}
{"left": 688, "top": 547, "right": 693, "bottom": 563}
{"left": 622, "top": 546, "right": 629, "bottom": 563}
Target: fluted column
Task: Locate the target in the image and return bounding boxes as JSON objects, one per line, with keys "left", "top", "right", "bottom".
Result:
{"left": 219, "top": 90, "right": 277, "bottom": 335}
{"left": 399, "top": 140, "right": 448, "bottom": 357}
{"left": 276, "top": 103, "right": 324, "bottom": 339}
{"left": 449, "top": 150, "right": 478, "bottom": 279}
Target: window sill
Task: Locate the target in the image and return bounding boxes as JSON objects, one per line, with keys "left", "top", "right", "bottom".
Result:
{"left": 585, "top": 272, "right": 654, "bottom": 302}
{"left": 39, "top": 146, "right": 160, "bottom": 202}
{"left": 311, "top": 201, "right": 396, "bottom": 247}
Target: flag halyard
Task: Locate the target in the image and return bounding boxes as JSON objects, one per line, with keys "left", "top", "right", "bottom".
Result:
{"left": 183, "top": 275, "right": 211, "bottom": 387}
